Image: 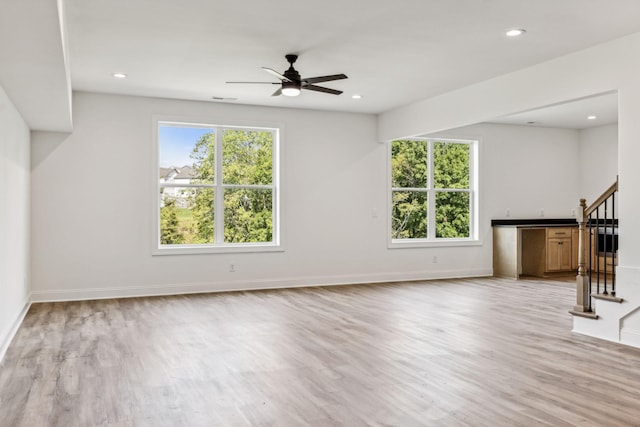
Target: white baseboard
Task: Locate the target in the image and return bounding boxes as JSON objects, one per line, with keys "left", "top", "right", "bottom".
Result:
{"left": 576, "top": 327, "right": 640, "bottom": 350}
{"left": 621, "top": 328, "right": 640, "bottom": 348}
{"left": 31, "top": 268, "right": 492, "bottom": 302}
{"left": 0, "top": 296, "right": 31, "bottom": 365}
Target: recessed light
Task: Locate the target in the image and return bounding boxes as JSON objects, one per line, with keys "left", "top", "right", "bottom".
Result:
{"left": 506, "top": 29, "right": 526, "bottom": 37}
{"left": 352, "top": 94, "right": 362, "bottom": 99}
{"left": 587, "top": 115, "right": 597, "bottom": 120}
{"left": 112, "top": 73, "right": 127, "bottom": 79}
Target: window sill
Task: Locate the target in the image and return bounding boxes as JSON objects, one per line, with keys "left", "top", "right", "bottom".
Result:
{"left": 152, "top": 243, "right": 284, "bottom": 256}
{"left": 388, "top": 238, "right": 482, "bottom": 249}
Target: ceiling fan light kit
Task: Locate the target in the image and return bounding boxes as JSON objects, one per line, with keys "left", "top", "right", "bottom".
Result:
{"left": 227, "top": 54, "right": 348, "bottom": 97}
{"left": 281, "top": 80, "right": 301, "bottom": 97}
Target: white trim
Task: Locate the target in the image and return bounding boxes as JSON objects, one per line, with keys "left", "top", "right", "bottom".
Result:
{"left": 467, "top": 139, "right": 477, "bottom": 240}
{"left": 386, "top": 140, "right": 393, "bottom": 244}
{"left": 152, "top": 243, "right": 285, "bottom": 255}
{"left": 30, "top": 269, "right": 492, "bottom": 303}
{"left": 389, "top": 238, "right": 483, "bottom": 249}
{"left": 0, "top": 296, "right": 31, "bottom": 364}
{"left": 214, "top": 128, "right": 224, "bottom": 244}
{"left": 427, "top": 140, "right": 435, "bottom": 239}
{"left": 152, "top": 118, "right": 161, "bottom": 250}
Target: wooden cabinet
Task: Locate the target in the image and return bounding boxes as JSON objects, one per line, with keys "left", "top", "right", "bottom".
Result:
{"left": 547, "top": 227, "right": 572, "bottom": 239}
{"left": 546, "top": 228, "right": 574, "bottom": 272}
{"left": 547, "top": 238, "right": 572, "bottom": 271}
{"left": 493, "top": 223, "right": 578, "bottom": 279}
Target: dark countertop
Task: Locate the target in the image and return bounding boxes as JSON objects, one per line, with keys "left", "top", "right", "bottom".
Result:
{"left": 491, "top": 218, "right": 578, "bottom": 227}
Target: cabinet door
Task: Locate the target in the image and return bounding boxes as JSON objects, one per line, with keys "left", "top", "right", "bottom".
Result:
{"left": 547, "top": 238, "right": 561, "bottom": 271}
{"left": 558, "top": 237, "right": 572, "bottom": 270}
{"left": 547, "top": 237, "right": 572, "bottom": 271}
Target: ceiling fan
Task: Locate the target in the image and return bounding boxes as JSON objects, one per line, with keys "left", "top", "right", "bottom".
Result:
{"left": 226, "top": 54, "right": 348, "bottom": 97}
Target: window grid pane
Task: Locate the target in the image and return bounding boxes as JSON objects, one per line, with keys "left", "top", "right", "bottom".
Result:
{"left": 435, "top": 191, "right": 470, "bottom": 238}
{"left": 224, "top": 188, "right": 273, "bottom": 243}
{"left": 222, "top": 129, "right": 273, "bottom": 185}
{"left": 391, "top": 190, "right": 428, "bottom": 239}
{"left": 433, "top": 141, "right": 470, "bottom": 189}
{"left": 391, "top": 139, "right": 428, "bottom": 188}
{"left": 160, "top": 187, "right": 214, "bottom": 244}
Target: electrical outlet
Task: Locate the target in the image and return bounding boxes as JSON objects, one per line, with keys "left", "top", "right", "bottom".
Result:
{"left": 506, "top": 208, "right": 511, "bottom": 217}
{"left": 229, "top": 264, "right": 236, "bottom": 273}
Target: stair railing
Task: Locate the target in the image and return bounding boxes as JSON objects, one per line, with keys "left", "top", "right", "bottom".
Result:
{"left": 573, "top": 178, "right": 618, "bottom": 316}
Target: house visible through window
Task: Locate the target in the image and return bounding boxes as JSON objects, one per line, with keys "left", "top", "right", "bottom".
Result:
{"left": 156, "top": 121, "right": 279, "bottom": 253}
{"left": 390, "top": 137, "right": 478, "bottom": 245}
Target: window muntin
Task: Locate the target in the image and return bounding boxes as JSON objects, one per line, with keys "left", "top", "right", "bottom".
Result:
{"left": 157, "top": 122, "right": 278, "bottom": 251}
{"left": 390, "top": 138, "right": 477, "bottom": 244}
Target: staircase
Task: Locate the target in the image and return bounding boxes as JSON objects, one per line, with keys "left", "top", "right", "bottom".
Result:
{"left": 570, "top": 178, "right": 640, "bottom": 347}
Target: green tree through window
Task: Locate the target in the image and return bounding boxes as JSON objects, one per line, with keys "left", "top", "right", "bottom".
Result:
{"left": 158, "top": 123, "right": 277, "bottom": 248}
{"left": 391, "top": 138, "right": 475, "bottom": 241}
{"left": 160, "top": 198, "right": 184, "bottom": 244}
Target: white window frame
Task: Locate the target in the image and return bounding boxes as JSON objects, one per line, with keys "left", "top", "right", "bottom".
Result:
{"left": 152, "top": 118, "right": 283, "bottom": 255}
{"left": 388, "top": 137, "right": 480, "bottom": 248}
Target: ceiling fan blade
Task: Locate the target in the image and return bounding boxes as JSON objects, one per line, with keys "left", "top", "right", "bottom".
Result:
{"left": 303, "top": 84, "right": 343, "bottom": 95}
{"left": 262, "top": 67, "right": 292, "bottom": 82}
{"left": 303, "top": 74, "right": 348, "bottom": 84}
{"left": 271, "top": 88, "right": 282, "bottom": 97}
{"left": 226, "top": 81, "right": 280, "bottom": 84}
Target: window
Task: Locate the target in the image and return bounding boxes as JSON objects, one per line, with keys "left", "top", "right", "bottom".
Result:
{"left": 155, "top": 121, "right": 280, "bottom": 253}
{"left": 390, "top": 137, "right": 478, "bottom": 246}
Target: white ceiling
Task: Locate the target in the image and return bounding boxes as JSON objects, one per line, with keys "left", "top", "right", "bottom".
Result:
{"left": 1, "top": 0, "right": 640, "bottom": 131}
{"left": 64, "top": 0, "right": 640, "bottom": 116}
{"left": 489, "top": 92, "right": 619, "bottom": 130}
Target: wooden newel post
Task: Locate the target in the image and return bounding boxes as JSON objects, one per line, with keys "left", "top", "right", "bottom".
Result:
{"left": 577, "top": 199, "right": 587, "bottom": 278}
{"left": 574, "top": 198, "right": 591, "bottom": 312}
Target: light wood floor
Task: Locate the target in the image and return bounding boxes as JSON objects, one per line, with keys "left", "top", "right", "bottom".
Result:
{"left": 2, "top": 277, "right": 640, "bottom": 426}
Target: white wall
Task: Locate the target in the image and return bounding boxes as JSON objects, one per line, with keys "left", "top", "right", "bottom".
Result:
{"left": 438, "top": 122, "right": 618, "bottom": 218}
{"left": 578, "top": 124, "right": 618, "bottom": 202}
{"left": 0, "top": 85, "right": 31, "bottom": 361}
{"left": 379, "top": 31, "right": 640, "bottom": 269}
{"left": 29, "top": 93, "right": 582, "bottom": 300}
{"left": 428, "top": 123, "right": 581, "bottom": 220}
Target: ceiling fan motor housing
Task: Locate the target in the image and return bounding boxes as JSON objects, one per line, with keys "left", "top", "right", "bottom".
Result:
{"left": 284, "top": 70, "right": 301, "bottom": 86}
{"left": 284, "top": 53, "right": 301, "bottom": 88}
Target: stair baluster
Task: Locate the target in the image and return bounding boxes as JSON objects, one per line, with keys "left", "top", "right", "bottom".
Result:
{"left": 570, "top": 178, "right": 618, "bottom": 318}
